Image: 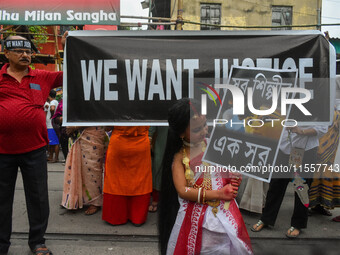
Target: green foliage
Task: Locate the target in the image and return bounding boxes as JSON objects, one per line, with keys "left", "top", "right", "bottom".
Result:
{"left": 118, "top": 26, "right": 131, "bottom": 30}
{"left": 28, "top": 26, "right": 48, "bottom": 51}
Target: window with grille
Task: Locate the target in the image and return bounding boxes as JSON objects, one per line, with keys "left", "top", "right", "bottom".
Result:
{"left": 272, "top": 6, "right": 292, "bottom": 30}
{"left": 201, "top": 3, "right": 221, "bottom": 30}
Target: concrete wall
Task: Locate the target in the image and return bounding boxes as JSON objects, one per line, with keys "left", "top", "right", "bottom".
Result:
{"left": 170, "top": 0, "right": 321, "bottom": 30}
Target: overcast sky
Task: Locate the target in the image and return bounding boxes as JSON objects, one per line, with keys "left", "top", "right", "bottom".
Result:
{"left": 322, "top": 0, "right": 340, "bottom": 37}
{"left": 121, "top": 0, "right": 149, "bottom": 28}
{"left": 121, "top": 0, "right": 340, "bottom": 37}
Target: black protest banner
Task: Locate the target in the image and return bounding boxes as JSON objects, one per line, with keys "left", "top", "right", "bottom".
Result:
{"left": 64, "top": 30, "right": 335, "bottom": 126}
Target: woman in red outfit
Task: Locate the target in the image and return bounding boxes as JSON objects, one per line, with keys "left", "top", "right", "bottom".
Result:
{"left": 102, "top": 126, "right": 152, "bottom": 226}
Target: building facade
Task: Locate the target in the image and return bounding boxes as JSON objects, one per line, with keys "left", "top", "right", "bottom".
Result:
{"left": 168, "top": 0, "right": 322, "bottom": 30}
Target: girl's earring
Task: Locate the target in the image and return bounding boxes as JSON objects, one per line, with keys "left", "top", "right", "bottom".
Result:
{"left": 181, "top": 137, "right": 187, "bottom": 146}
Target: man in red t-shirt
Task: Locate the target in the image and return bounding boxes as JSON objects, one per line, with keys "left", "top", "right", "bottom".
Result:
{"left": 0, "top": 33, "right": 67, "bottom": 255}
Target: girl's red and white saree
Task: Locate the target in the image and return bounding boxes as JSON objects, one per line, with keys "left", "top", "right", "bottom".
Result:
{"left": 167, "top": 152, "right": 253, "bottom": 255}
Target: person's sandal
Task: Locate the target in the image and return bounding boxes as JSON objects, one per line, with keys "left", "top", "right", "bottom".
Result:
{"left": 148, "top": 202, "right": 158, "bottom": 213}
{"left": 332, "top": 215, "right": 340, "bottom": 222}
{"left": 286, "top": 226, "right": 300, "bottom": 239}
{"left": 250, "top": 220, "right": 267, "bottom": 232}
{"left": 84, "top": 205, "right": 100, "bottom": 215}
{"left": 31, "top": 244, "right": 53, "bottom": 255}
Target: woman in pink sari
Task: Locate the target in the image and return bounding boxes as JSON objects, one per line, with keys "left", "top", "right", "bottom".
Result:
{"left": 159, "top": 99, "right": 252, "bottom": 255}
{"left": 61, "top": 127, "right": 108, "bottom": 215}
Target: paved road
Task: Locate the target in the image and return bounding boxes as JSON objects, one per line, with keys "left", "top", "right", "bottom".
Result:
{"left": 8, "top": 232, "right": 340, "bottom": 255}
{"left": 8, "top": 162, "right": 340, "bottom": 255}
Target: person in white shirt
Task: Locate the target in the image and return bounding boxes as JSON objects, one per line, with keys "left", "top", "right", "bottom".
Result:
{"left": 43, "top": 101, "right": 49, "bottom": 117}
{"left": 46, "top": 90, "right": 59, "bottom": 162}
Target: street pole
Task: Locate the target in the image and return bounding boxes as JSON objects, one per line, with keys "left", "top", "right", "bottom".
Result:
{"left": 317, "top": 0, "right": 321, "bottom": 31}
{"left": 148, "top": 0, "right": 152, "bottom": 27}
{"left": 176, "top": 0, "right": 183, "bottom": 30}
{"left": 53, "top": 26, "right": 61, "bottom": 71}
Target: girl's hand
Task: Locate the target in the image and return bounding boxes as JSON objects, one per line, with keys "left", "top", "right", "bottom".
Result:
{"left": 219, "top": 184, "right": 238, "bottom": 201}
{"left": 230, "top": 173, "right": 242, "bottom": 187}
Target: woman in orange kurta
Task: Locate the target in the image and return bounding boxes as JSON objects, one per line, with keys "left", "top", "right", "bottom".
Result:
{"left": 102, "top": 126, "right": 152, "bottom": 226}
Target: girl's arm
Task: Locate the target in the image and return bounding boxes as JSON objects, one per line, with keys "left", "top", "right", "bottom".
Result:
{"left": 172, "top": 152, "right": 238, "bottom": 203}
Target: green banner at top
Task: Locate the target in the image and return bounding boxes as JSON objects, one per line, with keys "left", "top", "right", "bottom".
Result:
{"left": 0, "top": 0, "right": 120, "bottom": 25}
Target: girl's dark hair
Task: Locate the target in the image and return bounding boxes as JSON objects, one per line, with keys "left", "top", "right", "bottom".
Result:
{"left": 158, "top": 98, "right": 201, "bottom": 255}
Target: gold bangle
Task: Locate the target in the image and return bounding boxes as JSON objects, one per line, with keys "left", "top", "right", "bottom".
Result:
{"left": 203, "top": 189, "right": 206, "bottom": 204}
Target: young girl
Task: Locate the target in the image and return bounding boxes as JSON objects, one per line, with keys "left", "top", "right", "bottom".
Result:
{"left": 159, "top": 98, "right": 252, "bottom": 255}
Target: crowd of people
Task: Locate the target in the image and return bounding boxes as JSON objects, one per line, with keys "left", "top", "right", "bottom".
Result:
{"left": 1, "top": 34, "right": 340, "bottom": 255}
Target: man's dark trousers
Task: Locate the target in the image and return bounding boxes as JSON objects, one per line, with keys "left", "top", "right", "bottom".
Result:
{"left": 0, "top": 146, "right": 49, "bottom": 253}
{"left": 260, "top": 148, "right": 316, "bottom": 229}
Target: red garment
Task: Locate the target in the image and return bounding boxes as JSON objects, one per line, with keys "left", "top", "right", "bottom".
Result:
{"left": 102, "top": 193, "right": 150, "bottom": 225}
{"left": 0, "top": 64, "right": 62, "bottom": 154}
